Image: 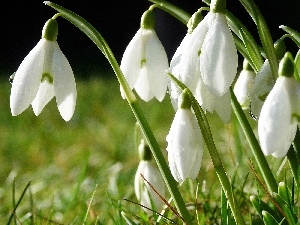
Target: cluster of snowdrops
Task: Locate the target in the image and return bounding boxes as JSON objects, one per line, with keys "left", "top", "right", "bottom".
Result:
{"left": 9, "top": 0, "right": 300, "bottom": 223}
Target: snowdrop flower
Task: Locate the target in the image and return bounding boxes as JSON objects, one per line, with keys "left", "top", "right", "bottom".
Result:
{"left": 258, "top": 52, "right": 300, "bottom": 158}
{"left": 174, "top": 0, "right": 237, "bottom": 97}
{"left": 199, "top": 1, "right": 238, "bottom": 97}
{"left": 10, "top": 18, "right": 76, "bottom": 121}
{"left": 250, "top": 39, "right": 286, "bottom": 118}
{"left": 120, "top": 9, "right": 169, "bottom": 102}
{"left": 134, "top": 140, "right": 165, "bottom": 214}
{"left": 233, "top": 59, "right": 255, "bottom": 109}
{"left": 166, "top": 90, "right": 203, "bottom": 182}
{"left": 168, "top": 1, "right": 236, "bottom": 123}
{"left": 168, "top": 10, "right": 203, "bottom": 108}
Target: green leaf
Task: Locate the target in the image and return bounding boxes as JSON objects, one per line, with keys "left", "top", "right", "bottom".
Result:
{"left": 238, "top": 0, "right": 278, "bottom": 80}
{"left": 231, "top": 88, "right": 277, "bottom": 193}
{"left": 280, "top": 25, "right": 300, "bottom": 48}
{"left": 226, "top": 11, "right": 263, "bottom": 72}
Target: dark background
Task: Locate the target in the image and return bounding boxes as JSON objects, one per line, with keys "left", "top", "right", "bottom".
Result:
{"left": 1, "top": 0, "right": 299, "bottom": 79}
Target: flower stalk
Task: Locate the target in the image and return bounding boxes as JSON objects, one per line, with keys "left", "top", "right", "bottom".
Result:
{"left": 167, "top": 72, "right": 246, "bottom": 225}
{"left": 44, "top": 1, "right": 192, "bottom": 223}
{"left": 231, "top": 88, "right": 277, "bottom": 193}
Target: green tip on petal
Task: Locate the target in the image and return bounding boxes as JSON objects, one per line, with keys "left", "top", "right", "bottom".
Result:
{"left": 41, "top": 72, "right": 54, "bottom": 84}
{"left": 178, "top": 89, "right": 191, "bottom": 109}
{"left": 141, "top": 9, "right": 155, "bottom": 30}
{"left": 274, "top": 39, "right": 286, "bottom": 60}
{"left": 210, "top": 0, "right": 226, "bottom": 13}
{"left": 42, "top": 18, "right": 58, "bottom": 41}
{"left": 243, "top": 59, "right": 254, "bottom": 71}
{"left": 187, "top": 9, "right": 203, "bottom": 34}
{"left": 278, "top": 52, "right": 294, "bottom": 77}
{"left": 138, "top": 140, "right": 152, "bottom": 161}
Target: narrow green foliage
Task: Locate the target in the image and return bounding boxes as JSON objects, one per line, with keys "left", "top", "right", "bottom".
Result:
{"left": 225, "top": 11, "right": 263, "bottom": 72}
{"left": 238, "top": 0, "right": 278, "bottom": 79}
{"left": 167, "top": 72, "right": 246, "bottom": 225}
{"left": 262, "top": 210, "right": 280, "bottom": 225}
{"left": 231, "top": 88, "right": 277, "bottom": 193}
{"left": 83, "top": 184, "right": 98, "bottom": 224}
{"left": 280, "top": 26, "right": 300, "bottom": 48}
{"left": 7, "top": 180, "right": 32, "bottom": 225}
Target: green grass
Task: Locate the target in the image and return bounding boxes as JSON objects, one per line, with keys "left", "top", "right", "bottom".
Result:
{"left": 0, "top": 74, "right": 296, "bottom": 224}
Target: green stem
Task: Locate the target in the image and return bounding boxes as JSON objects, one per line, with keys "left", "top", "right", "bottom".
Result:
{"left": 290, "top": 128, "right": 300, "bottom": 187}
{"left": 147, "top": 0, "right": 191, "bottom": 25}
{"left": 44, "top": 2, "right": 192, "bottom": 223}
{"left": 168, "top": 73, "right": 246, "bottom": 225}
{"left": 230, "top": 88, "right": 277, "bottom": 193}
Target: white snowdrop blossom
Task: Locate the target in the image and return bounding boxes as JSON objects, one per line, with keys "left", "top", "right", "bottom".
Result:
{"left": 168, "top": 4, "right": 236, "bottom": 123}
{"left": 134, "top": 141, "right": 165, "bottom": 214}
{"left": 10, "top": 19, "right": 76, "bottom": 121}
{"left": 233, "top": 60, "right": 255, "bottom": 109}
{"left": 199, "top": 11, "right": 238, "bottom": 96}
{"left": 120, "top": 10, "right": 169, "bottom": 102}
{"left": 171, "top": 0, "right": 238, "bottom": 98}
{"left": 258, "top": 53, "right": 300, "bottom": 158}
{"left": 250, "top": 60, "right": 275, "bottom": 118}
{"left": 250, "top": 39, "right": 286, "bottom": 118}
{"left": 166, "top": 94, "right": 203, "bottom": 182}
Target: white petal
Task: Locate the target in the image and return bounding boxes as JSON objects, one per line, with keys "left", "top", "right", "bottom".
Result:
{"left": 234, "top": 70, "right": 255, "bottom": 109}
{"left": 134, "top": 30, "right": 169, "bottom": 101}
{"left": 10, "top": 39, "right": 46, "bottom": 116}
{"left": 134, "top": 161, "right": 165, "bottom": 213}
{"left": 134, "top": 67, "right": 152, "bottom": 101}
{"left": 52, "top": 42, "right": 77, "bottom": 121}
{"left": 31, "top": 81, "right": 55, "bottom": 115}
{"left": 179, "top": 14, "right": 212, "bottom": 90}
{"left": 258, "top": 77, "right": 297, "bottom": 157}
{"left": 145, "top": 31, "right": 169, "bottom": 101}
{"left": 214, "top": 90, "right": 232, "bottom": 123}
{"left": 169, "top": 34, "right": 191, "bottom": 109}
{"left": 195, "top": 78, "right": 216, "bottom": 113}
{"left": 166, "top": 109, "right": 203, "bottom": 181}
{"left": 200, "top": 13, "right": 238, "bottom": 96}
{"left": 120, "top": 29, "right": 144, "bottom": 90}
{"left": 168, "top": 14, "right": 213, "bottom": 110}
{"left": 250, "top": 60, "right": 275, "bottom": 118}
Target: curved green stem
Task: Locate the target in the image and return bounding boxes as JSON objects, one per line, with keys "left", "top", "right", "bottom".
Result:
{"left": 44, "top": 1, "right": 192, "bottom": 223}
{"left": 167, "top": 73, "right": 246, "bottom": 225}
{"left": 230, "top": 88, "right": 277, "bottom": 193}
{"left": 147, "top": 0, "right": 191, "bottom": 25}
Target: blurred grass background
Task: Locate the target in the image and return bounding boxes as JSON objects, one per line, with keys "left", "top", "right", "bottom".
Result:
{"left": 0, "top": 73, "right": 290, "bottom": 224}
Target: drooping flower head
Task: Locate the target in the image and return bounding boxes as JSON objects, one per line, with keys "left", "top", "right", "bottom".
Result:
{"left": 258, "top": 52, "right": 300, "bottom": 158}
{"left": 120, "top": 9, "right": 169, "bottom": 102}
{"left": 166, "top": 90, "right": 203, "bottom": 182}
{"left": 10, "top": 18, "right": 76, "bottom": 121}
{"left": 250, "top": 39, "right": 286, "bottom": 118}
{"left": 168, "top": 0, "right": 236, "bottom": 123}
{"left": 134, "top": 140, "right": 165, "bottom": 214}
